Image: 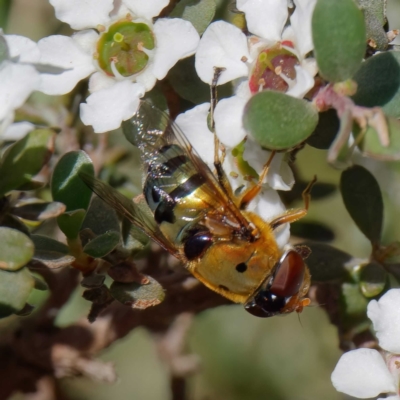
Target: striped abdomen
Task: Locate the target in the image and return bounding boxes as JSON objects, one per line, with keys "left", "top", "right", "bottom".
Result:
{"left": 143, "top": 144, "right": 210, "bottom": 247}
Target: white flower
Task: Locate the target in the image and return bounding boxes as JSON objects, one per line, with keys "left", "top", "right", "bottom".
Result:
{"left": 0, "top": 34, "right": 42, "bottom": 141}
{"left": 176, "top": 103, "right": 290, "bottom": 249}
{"left": 331, "top": 289, "right": 400, "bottom": 399}
{"left": 194, "top": 1, "right": 317, "bottom": 190}
{"left": 39, "top": 0, "right": 200, "bottom": 133}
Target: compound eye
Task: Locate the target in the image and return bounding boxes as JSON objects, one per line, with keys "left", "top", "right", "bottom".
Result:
{"left": 269, "top": 250, "right": 305, "bottom": 298}
{"left": 244, "top": 293, "right": 286, "bottom": 318}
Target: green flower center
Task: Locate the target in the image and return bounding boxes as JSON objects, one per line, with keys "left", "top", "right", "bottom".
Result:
{"left": 249, "top": 42, "right": 299, "bottom": 94}
{"left": 97, "top": 20, "right": 155, "bottom": 78}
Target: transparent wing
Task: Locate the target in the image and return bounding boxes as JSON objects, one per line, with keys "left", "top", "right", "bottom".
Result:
{"left": 123, "top": 101, "right": 254, "bottom": 237}
{"left": 79, "top": 172, "right": 181, "bottom": 257}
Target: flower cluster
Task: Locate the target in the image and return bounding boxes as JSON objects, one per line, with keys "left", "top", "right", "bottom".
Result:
{"left": 1, "top": 0, "right": 319, "bottom": 248}
{"left": 332, "top": 289, "right": 400, "bottom": 399}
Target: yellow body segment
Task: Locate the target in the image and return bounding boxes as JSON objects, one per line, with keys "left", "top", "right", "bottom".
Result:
{"left": 187, "top": 212, "right": 281, "bottom": 304}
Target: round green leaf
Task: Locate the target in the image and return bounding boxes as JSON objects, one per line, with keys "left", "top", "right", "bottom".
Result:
{"left": 306, "top": 109, "right": 340, "bottom": 149}
{"left": 31, "top": 234, "right": 75, "bottom": 269}
{"left": 352, "top": 52, "right": 400, "bottom": 118}
{"left": 81, "top": 196, "right": 120, "bottom": 236}
{"left": 51, "top": 151, "right": 94, "bottom": 211}
{"left": 358, "top": 0, "right": 388, "bottom": 51}
{"left": 0, "top": 227, "right": 34, "bottom": 271}
{"left": 0, "top": 129, "right": 55, "bottom": 197}
{"left": 312, "top": 0, "right": 366, "bottom": 82}
{"left": 0, "top": 267, "right": 35, "bottom": 318}
{"left": 243, "top": 91, "right": 318, "bottom": 150}
{"left": 340, "top": 165, "right": 383, "bottom": 244}
{"left": 11, "top": 201, "right": 66, "bottom": 221}
{"left": 51, "top": 151, "right": 94, "bottom": 238}
{"left": 57, "top": 209, "right": 87, "bottom": 240}
{"left": 301, "top": 242, "right": 352, "bottom": 282}
{"left": 83, "top": 231, "right": 121, "bottom": 258}
{"left": 359, "top": 261, "right": 387, "bottom": 298}
{"left": 110, "top": 275, "right": 165, "bottom": 309}
{"left": 170, "top": 0, "right": 216, "bottom": 35}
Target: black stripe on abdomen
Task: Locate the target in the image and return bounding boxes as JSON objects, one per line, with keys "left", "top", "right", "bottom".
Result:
{"left": 154, "top": 173, "right": 205, "bottom": 224}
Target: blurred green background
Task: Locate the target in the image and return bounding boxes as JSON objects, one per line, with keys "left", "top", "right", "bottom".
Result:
{"left": 5, "top": 0, "right": 400, "bottom": 399}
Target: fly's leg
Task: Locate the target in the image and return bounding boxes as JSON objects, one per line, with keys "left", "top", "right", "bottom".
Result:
{"left": 238, "top": 151, "right": 276, "bottom": 209}
{"left": 270, "top": 175, "right": 317, "bottom": 229}
{"left": 210, "top": 67, "right": 233, "bottom": 196}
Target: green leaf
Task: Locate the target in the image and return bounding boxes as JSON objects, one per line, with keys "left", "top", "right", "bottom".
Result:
{"left": 15, "top": 180, "right": 45, "bottom": 191}
{"left": 31, "top": 234, "right": 75, "bottom": 269}
{"left": 170, "top": 0, "right": 216, "bottom": 35}
{"left": 110, "top": 275, "right": 165, "bottom": 309}
{"left": 359, "top": 261, "right": 387, "bottom": 297}
{"left": 357, "top": 0, "right": 388, "bottom": 50}
{"left": 290, "top": 221, "right": 334, "bottom": 242}
{"left": 1, "top": 214, "right": 30, "bottom": 236}
{"left": 0, "top": 227, "right": 34, "bottom": 271}
{"left": 339, "top": 282, "right": 370, "bottom": 332}
{"left": 306, "top": 109, "right": 340, "bottom": 149}
{"left": 33, "top": 275, "right": 48, "bottom": 291}
{"left": 83, "top": 231, "right": 120, "bottom": 258}
{"left": 56, "top": 210, "right": 87, "bottom": 240}
{"left": 0, "top": 267, "right": 35, "bottom": 318}
{"left": 355, "top": 116, "right": 400, "bottom": 161}
{"left": 340, "top": 165, "right": 383, "bottom": 244}
{"left": 352, "top": 52, "right": 400, "bottom": 118}
{"left": 312, "top": 0, "right": 366, "bottom": 82}
{"left": 51, "top": 151, "right": 94, "bottom": 238}
{"left": 81, "top": 196, "right": 120, "bottom": 236}
{"left": 81, "top": 274, "right": 106, "bottom": 288}
{"left": 243, "top": 91, "right": 318, "bottom": 150}
{"left": 168, "top": 56, "right": 232, "bottom": 104}
{"left": 11, "top": 201, "right": 66, "bottom": 221}
{"left": 0, "top": 129, "right": 55, "bottom": 197}
{"left": 302, "top": 242, "right": 352, "bottom": 282}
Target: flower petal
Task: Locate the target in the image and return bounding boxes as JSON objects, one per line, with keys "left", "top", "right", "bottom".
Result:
{"left": 49, "top": 0, "right": 114, "bottom": 30}
{"left": 247, "top": 188, "right": 289, "bottom": 248}
{"left": 72, "top": 30, "right": 99, "bottom": 56}
{"left": 331, "top": 348, "right": 396, "bottom": 398}
{"left": 88, "top": 71, "right": 115, "bottom": 92}
{"left": 291, "top": 0, "right": 316, "bottom": 57}
{"left": 0, "top": 63, "right": 39, "bottom": 121}
{"left": 195, "top": 20, "right": 249, "bottom": 85}
{"left": 286, "top": 65, "right": 315, "bottom": 98}
{"left": 237, "top": 0, "right": 288, "bottom": 41}
{"left": 243, "top": 140, "right": 294, "bottom": 190}
{"left": 214, "top": 95, "right": 248, "bottom": 148}
{"left": 175, "top": 102, "right": 215, "bottom": 167}
{"left": 38, "top": 35, "right": 96, "bottom": 95}
{"left": 152, "top": 18, "right": 200, "bottom": 80}
{"left": 80, "top": 81, "right": 145, "bottom": 133}
{"left": 367, "top": 289, "right": 400, "bottom": 354}
{"left": 2, "top": 121, "right": 35, "bottom": 141}
{"left": 5, "top": 35, "right": 40, "bottom": 63}
{"left": 135, "top": 66, "right": 157, "bottom": 92}
{"left": 122, "top": 0, "right": 169, "bottom": 20}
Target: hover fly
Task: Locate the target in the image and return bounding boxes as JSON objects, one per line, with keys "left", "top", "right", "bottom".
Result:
{"left": 81, "top": 100, "right": 314, "bottom": 317}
